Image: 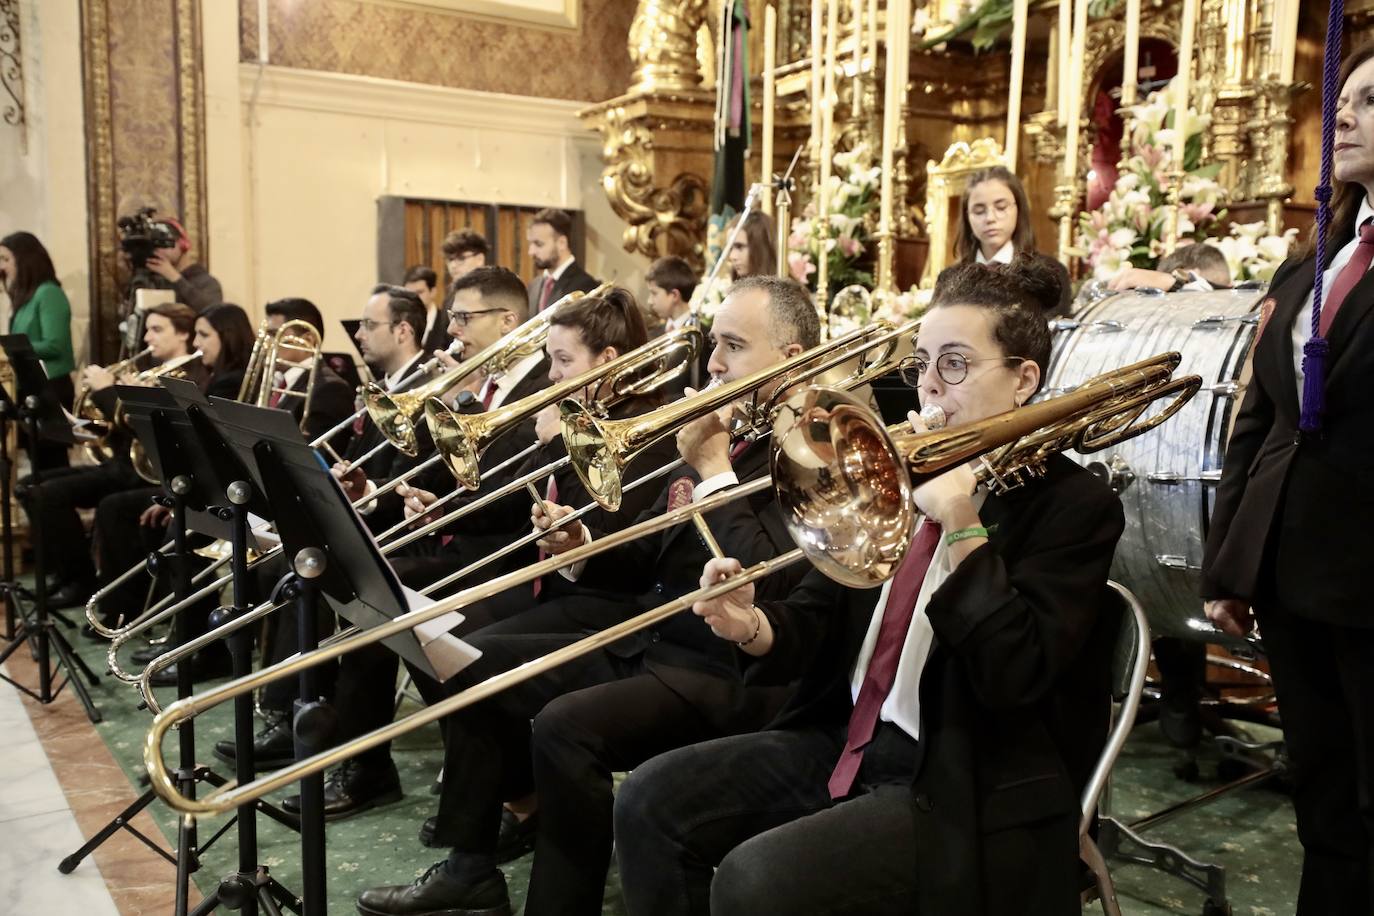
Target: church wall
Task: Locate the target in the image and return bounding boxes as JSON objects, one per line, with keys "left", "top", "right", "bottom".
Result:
{"left": 1, "top": 0, "right": 92, "bottom": 362}
{"left": 237, "top": 0, "right": 635, "bottom": 104}
{"left": 204, "top": 1, "right": 643, "bottom": 352}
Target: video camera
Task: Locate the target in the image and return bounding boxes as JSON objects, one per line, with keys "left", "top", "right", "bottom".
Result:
{"left": 117, "top": 207, "right": 180, "bottom": 270}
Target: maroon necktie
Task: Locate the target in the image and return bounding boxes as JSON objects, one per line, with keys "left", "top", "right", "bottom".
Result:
{"left": 827, "top": 521, "right": 943, "bottom": 800}
{"left": 538, "top": 275, "right": 555, "bottom": 313}
{"left": 532, "top": 476, "right": 561, "bottom": 598}
{"left": 480, "top": 377, "right": 497, "bottom": 410}
{"left": 268, "top": 372, "right": 286, "bottom": 408}
{"left": 1322, "top": 220, "right": 1374, "bottom": 337}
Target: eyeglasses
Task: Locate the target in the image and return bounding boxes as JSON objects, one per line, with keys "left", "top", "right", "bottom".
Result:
{"left": 899, "top": 353, "right": 1025, "bottom": 387}
{"left": 447, "top": 308, "right": 506, "bottom": 327}
{"left": 357, "top": 319, "right": 395, "bottom": 331}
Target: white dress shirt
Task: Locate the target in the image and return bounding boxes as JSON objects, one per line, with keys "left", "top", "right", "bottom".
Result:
{"left": 975, "top": 241, "right": 1015, "bottom": 265}
{"left": 482, "top": 350, "right": 545, "bottom": 410}
{"left": 1290, "top": 196, "right": 1374, "bottom": 403}
{"left": 849, "top": 492, "right": 986, "bottom": 741}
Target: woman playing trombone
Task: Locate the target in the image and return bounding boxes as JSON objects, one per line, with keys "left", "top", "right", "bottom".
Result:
{"left": 613, "top": 257, "right": 1124, "bottom": 916}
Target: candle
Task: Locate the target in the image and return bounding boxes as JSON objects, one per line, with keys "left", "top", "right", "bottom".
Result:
{"left": 821, "top": 0, "right": 839, "bottom": 218}
{"left": 762, "top": 5, "right": 777, "bottom": 214}
{"left": 879, "top": 0, "right": 899, "bottom": 240}
{"left": 868, "top": 0, "right": 878, "bottom": 81}
{"left": 852, "top": 0, "right": 863, "bottom": 116}
{"left": 811, "top": 0, "right": 823, "bottom": 145}
{"left": 1058, "top": 0, "right": 1071, "bottom": 126}
{"left": 1005, "top": 0, "right": 1028, "bottom": 170}
{"left": 1175, "top": 0, "right": 1197, "bottom": 170}
{"left": 1122, "top": 0, "right": 1140, "bottom": 106}
{"left": 1276, "top": 0, "right": 1299, "bottom": 83}
{"left": 1063, "top": 0, "right": 1088, "bottom": 191}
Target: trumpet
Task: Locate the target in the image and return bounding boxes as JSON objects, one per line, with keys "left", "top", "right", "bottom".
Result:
{"left": 364, "top": 283, "right": 612, "bottom": 456}
{"left": 142, "top": 351, "right": 1201, "bottom": 816}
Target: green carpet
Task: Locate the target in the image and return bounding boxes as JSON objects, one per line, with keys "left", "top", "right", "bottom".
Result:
{"left": 65, "top": 628, "right": 1298, "bottom": 915}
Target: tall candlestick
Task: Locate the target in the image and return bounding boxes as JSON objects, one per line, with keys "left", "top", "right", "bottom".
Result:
{"left": 877, "top": 0, "right": 900, "bottom": 291}
{"left": 868, "top": 0, "right": 878, "bottom": 82}
{"left": 1276, "top": 0, "right": 1299, "bottom": 83}
{"left": 1174, "top": 0, "right": 1197, "bottom": 171}
{"left": 1064, "top": 0, "right": 1088, "bottom": 181}
{"left": 1005, "top": 0, "right": 1028, "bottom": 170}
{"left": 1058, "top": 0, "right": 1071, "bottom": 125}
{"left": 852, "top": 0, "right": 863, "bottom": 116}
{"left": 1122, "top": 0, "right": 1140, "bottom": 106}
{"left": 762, "top": 5, "right": 777, "bottom": 215}
{"left": 811, "top": 0, "right": 823, "bottom": 147}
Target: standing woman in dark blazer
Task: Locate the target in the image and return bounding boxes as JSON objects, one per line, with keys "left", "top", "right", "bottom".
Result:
{"left": 955, "top": 166, "right": 1073, "bottom": 317}
{"left": 1202, "top": 42, "right": 1374, "bottom": 915}
{"left": 0, "top": 231, "right": 77, "bottom": 469}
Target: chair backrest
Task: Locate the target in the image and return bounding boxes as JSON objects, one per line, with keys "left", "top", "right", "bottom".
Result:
{"left": 1079, "top": 580, "right": 1152, "bottom": 838}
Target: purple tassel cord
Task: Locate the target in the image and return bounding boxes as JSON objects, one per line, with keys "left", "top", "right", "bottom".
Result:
{"left": 1302, "top": 0, "right": 1347, "bottom": 433}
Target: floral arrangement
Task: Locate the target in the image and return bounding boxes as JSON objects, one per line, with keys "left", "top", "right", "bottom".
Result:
{"left": 786, "top": 143, "right": 882, "bottom": 302}
{"left": 1075, "top": 81, "right": 1228, "bottom": 281}
{"left": 1207, "top": 222, "right": 1299, "bottom": 284}
{"left": 826, "top": 284, "right": 929, "bottom": 337}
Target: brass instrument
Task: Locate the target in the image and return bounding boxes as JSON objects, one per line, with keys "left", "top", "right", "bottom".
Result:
{"left": 131, "top": 322, "right": 903, "bottom": 700}
{"left": 364, "top": 283, "right": 612, "bottom": 457}
{"left": 72, "top": 347, "right": 152, "bottom": 462}
{"left": 251, "top": 319, "right": 324, "bottom": 424}
{"left": 426, "top": 325, "right": 700, "bottom": 488}
{"left": 127, "top": 350, "right": 207, "bottom": 484}
{"left": 142, "top": 350, "right": 1200, "bottom": 816}
{"left": 562, "top": 320, "right": 905, "bottom": 511}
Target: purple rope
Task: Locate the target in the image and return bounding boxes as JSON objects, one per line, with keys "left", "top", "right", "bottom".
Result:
{"left": 1301, "top": 0, "right": 1348, "bottom": 433}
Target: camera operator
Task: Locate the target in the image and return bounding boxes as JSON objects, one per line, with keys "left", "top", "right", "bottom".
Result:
{"left": 121, "top": 211, "right": 223, "bottom": 313}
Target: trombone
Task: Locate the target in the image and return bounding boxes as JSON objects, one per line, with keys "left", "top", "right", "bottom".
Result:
{"left": 364, "top": 283, "right": 612, "bottom": 456}
{"left": 143, "top": 351, "right": 1201, "bottom": 815}
{"left": 131, "top": 320, "right": 908, "bottom": 697}
{"left": 112, "top": 327, "right": 703, "bottom": 684}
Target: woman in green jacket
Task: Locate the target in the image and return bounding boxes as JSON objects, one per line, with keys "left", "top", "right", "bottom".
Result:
{"left": 1, "top": 231, "right": 76, "bottom": 469}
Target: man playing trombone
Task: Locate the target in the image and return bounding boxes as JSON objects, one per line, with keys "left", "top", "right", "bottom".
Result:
{"left": 612, "top": 259, "right": 1126, "bottom": 916}
{"left": 356, "top": 276, "right": 821, "bottom": 916}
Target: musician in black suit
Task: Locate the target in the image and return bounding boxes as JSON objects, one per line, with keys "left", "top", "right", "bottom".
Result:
{"left": 262, "top": 297, "right": 355, "bottom": 451}
{"left": 1202, "top": 44, "right": 1374, "bottom": 915}
{"left": 526, "top": 208, "right": 599, "bottom": 314}
{"left": 88, "top": 304, "right": 256, "bottom": 642}
{"left": 355, "top": 276, "right": 821, "bottom": 916}
{"left": 272, "top": 285, "right": 436, "bottom": 820}
{"left": 613, "top": 258, "right": 1124, "bottom": 916}
{"left": 402, "top": 265, "right": 454, "bottom": 358}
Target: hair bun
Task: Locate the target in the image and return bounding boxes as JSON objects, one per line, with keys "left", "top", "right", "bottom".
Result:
{"left": 1001, "top": 254, "right": 1062, "bottom": 314}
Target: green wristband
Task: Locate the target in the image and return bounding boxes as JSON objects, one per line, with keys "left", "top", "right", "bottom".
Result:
{"left": 944, "top": 526, "right": 990, "bottom": 547}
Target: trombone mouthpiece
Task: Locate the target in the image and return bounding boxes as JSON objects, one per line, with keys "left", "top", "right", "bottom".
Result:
{"left": 919, "top": 404, "right": 947, "bottom": 430}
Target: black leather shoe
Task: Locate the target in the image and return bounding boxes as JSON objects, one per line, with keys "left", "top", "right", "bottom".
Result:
{"left": 214, "top": 710, "right": 296, "bottom": 770}
{"left": 282, "top": 758, "right": 402, "bottom": 820}
{"left": 355, "top": 862, "right": 510, "bottom": 916}
{"left": 149, "top": 652, "right": 233, "bottom": 687}
{"left": 48, "top": 580, "right": 95, "bottom": 609}
{"left": 418, "top": 809, "right": 536, "bottom": 862}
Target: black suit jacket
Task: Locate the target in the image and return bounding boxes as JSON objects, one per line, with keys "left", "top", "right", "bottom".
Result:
{"left": 527, "top": 260, "right": 600, "bottom": 313}
{"left": 567, "top": 438, "right": 808, "bottom": 727}
{"left": 753, "top": 455, "right": 1124, "bottom": 915}
{"left": 283, "top": 363, "right": 355, "bottom": 453}
{"left": 1201, "top": 245, "right": 1374, "bottom": 625}
{"left": 420, "top": 310, "right": 452, "bottom": 358}
{"left": 345, "top": 353, "right": 434, "bottom": 533}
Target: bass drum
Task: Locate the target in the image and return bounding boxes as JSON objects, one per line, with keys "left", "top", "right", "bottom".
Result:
{"left": 1044, "top": 287, "right": 1265, "bottom": 646}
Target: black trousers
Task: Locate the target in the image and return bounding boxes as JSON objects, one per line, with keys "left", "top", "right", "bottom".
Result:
{"left": 92, "top": 486, "right": 163, "bottom": 623}
{"left": 430, "top": 600, "right": 725, "bottom": 916}
{"left": 613, "top": 725, "right": 922, "bottom": 916}
{"left": 21, "top": 374, "right": 75, "bottom": 472}
{"left": 19, "top": 458, "right": 142, "bottom": 586}
{"left": 1256, "top": 600, "right": 1374, "bottom": 914}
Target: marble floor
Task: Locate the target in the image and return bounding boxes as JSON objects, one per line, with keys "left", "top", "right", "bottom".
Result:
{"left": 0, "top": 632, "right": 192, "bottom": 915}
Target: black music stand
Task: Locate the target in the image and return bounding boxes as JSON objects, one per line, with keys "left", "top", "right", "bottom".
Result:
{"left": 0, "top": 335, "right": 101, "bottom": 723}
{"left": 56, "top": 385, "right": 246, "bottom": 911}
{"left": 203, "top": 395, "right": 477, "bottom": 916}
{"left": 147, "top": 378, "right": 302, "bottom": 916}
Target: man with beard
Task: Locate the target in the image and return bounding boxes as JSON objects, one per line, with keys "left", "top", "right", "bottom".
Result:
{"left": 525, "top": 208, "right": 599, "bottom": 314}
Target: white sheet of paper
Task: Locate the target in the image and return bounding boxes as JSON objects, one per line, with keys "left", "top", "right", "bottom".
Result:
{"left": 402, "top": 586, "right": 479, "bottom": 683}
